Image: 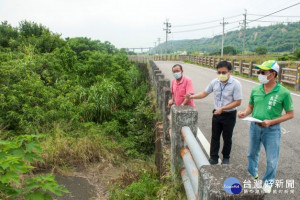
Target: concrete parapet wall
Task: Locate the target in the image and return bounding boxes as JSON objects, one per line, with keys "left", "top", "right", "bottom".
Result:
{"left": 131, "top": 58, "right": 264, "bottom": 200}
{"left": 199, "top": 165, "right": 264, "bottom": 200}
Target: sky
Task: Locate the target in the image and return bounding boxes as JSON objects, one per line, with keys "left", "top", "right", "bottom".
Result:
{"left": 1, "top": 0, "right": 300, "bottom": 49}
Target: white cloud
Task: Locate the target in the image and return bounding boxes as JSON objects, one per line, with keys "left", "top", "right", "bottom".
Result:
{"left": 0, "top": 0, "right": 299, "bottom": 48}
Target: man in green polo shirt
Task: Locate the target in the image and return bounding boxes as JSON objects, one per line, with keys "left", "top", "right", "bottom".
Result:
{"left": 238, "top": 60, "right": 294, "bottom": 194}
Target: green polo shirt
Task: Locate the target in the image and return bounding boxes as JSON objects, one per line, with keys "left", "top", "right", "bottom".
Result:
{"left": 249, "top": 83, "right": 294, "bottom": 121}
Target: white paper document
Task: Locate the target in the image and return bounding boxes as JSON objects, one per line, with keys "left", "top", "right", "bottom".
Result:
{"left": 241, "top": 117, "right": 263, "bottom": 123}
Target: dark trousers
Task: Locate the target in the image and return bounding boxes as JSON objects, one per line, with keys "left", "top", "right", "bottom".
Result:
{"left": 210, "top": 110, "right": 237, "bottom": 160}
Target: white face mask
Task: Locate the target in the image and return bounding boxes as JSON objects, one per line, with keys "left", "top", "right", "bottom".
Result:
{"left": 258, "top": 74, "right": 271, "bottom": 84}
{"left": 173, "top": 72, "right": 182, "bottom": 79}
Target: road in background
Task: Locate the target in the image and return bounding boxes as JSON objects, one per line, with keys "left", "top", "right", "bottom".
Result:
{"left": 155, "top": 61, "right": 299, "bottom": 200}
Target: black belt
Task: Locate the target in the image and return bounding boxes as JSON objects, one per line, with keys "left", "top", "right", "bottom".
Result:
{"left": 212, "top": 109, "right": 237, "bottom": 114}
{"left": 222, "top": 110, "right": 237, "bottom": 114}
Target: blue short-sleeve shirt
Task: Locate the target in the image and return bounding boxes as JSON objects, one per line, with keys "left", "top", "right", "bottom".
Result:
{"left": 205, "top": 76, "right": 242, "bottom": 111}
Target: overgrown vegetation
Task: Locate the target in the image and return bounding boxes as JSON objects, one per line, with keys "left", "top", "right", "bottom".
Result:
{"left": 0, "top": 20, "right": 160, "bottom": 199}
{"left": 109, "top": 169, "right": 187, "bottom": 200}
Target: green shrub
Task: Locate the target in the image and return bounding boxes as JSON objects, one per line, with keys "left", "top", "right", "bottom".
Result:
{"left": 294, "top": 48, "right": 300, "bottom": 59}
{"left": 109, "top": 171, "right": 161, "bottom": 200}
{"left": 0, "top": 135, "right": 68, "bottom": 199}
{"left": 255, "top": 46, "right": 267, "bottom": 55}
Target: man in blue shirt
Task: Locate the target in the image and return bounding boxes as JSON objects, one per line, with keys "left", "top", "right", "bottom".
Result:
{"left": 185, "top": 61, "right": 242, "bottom": 164}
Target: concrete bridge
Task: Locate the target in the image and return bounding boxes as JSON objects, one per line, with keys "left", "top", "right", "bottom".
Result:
{"left": 129, "top": 56, "right": 300, "bottom": 200}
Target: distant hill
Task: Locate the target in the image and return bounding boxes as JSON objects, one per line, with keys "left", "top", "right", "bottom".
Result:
{"left": 153, "top": 21, "right": 300, "bottom": 54}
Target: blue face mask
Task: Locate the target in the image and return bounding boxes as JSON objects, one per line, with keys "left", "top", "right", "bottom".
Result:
{"left": 173, "top": 72, "right": 182, "bottom": 79}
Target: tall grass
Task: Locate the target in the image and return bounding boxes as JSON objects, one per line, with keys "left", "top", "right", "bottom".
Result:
{"left": 37, "top": 123, "right": 124, "bottom": 170}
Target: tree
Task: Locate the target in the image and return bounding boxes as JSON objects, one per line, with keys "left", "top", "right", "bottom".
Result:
{"left": 66, "top": 37, "right": 117, "bottom": 57}
{"left": 294, "top": 48, "right": 300, "bottom": 60}
{"left": 18, "top": 20, "right": 65, "bottom": 53}
{"left": 0, "top": 21, "right": 19, "bottom": 49}
{"left": 223, "top": 46, "right": 237, "bottom": 55}
{"left": 255, "top": 46, "right": 267, "bottom": 55}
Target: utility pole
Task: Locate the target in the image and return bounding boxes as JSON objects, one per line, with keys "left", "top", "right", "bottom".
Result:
{"left": 163, "top": 19, "right": 171, "bottom": 55}
{"left": 242, "top": 9, "right": 247, "bottom": 55}
{"left": 154, "top": 41, "right": 157, "bottom": 54}
{"left": 220, "top": 17, "right": 228, "bottom": 57}
{"left": 157, "top": 38, "right": 162, "bottom": 55}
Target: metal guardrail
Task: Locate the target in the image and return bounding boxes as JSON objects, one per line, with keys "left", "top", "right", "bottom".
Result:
{"left": 181, "top": 169, "right": 197, "bottom": 200}
{"left": 180, "top": 126, "right": 210, "bottom": 200}
{"left": 181, "top": 126, "right": 210, "bottom": 169}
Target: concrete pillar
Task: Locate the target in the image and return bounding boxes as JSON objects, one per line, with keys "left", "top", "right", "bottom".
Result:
{"left": 162, "top": 87, "right": 172, "bottom": 142}
{"left": 198, "top": 165, "right": 264, "bottom": 200}
{"left": 153, "top": 70, "right": 162, "bottom": 88}
{"left": 149, "top": 60, "right": 158, "bottom": 81}
{"left": 171, "top": 106, "right": 198, "bottom": 175}
{"left": 158, "top": 79, "right": 170, "bottom": 112}
{"left": 156, "top": 74, "right": 165, "bottom": 110}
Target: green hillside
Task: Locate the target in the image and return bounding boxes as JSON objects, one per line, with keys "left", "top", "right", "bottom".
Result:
{"left": 155, "top": 21, "right": 300, "bottom": 54}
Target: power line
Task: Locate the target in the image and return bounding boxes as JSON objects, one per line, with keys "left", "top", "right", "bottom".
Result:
{"left": 172, "top": 14, "right": 242, "bottom": 27}
{"left": 226, "top": 14, "right": 244, "bottom": 19}
{"left": 248, "top": 3, "right": 300, "bottom": 24}
{"left": 228, "top": 26, "right": 241, "bottom": 32}
{"left": 173, "top": 19, "right": 222, "bottom": 28}
{"left": 248, "top": 14, "right": 300, "bottom": 18}
{"left": 227, "top": 19, "right": 243, "bottom": 24}
{"left": 247, "top": 20, "right": 296, "bottom": 23}
{"left": 172, "top": 19, "right": 242, "bottom": 34}
{"left": 172, "top": 24, "right": 220, "bottom": 33}
{"left": 166, "top": 3, "right": 300, "bottom": 52}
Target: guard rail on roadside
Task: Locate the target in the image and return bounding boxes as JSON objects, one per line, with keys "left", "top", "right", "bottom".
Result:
{"left": 152, "top": 55, "right": 300, "bottom": 91}
{"left": 129, "top": 55, "right": 265, "bottom": 200}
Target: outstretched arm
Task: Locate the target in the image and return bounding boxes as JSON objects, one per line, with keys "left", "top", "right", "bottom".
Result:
{"left": 185, "top": 91, "right": 209, "bottom": 100}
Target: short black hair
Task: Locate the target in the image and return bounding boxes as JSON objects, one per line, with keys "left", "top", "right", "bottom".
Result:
{"left": 216, "top": 61, "right": 232, "bottom": 71}
{"left": 172, "top": 64, "right": 183, "bottom": 71}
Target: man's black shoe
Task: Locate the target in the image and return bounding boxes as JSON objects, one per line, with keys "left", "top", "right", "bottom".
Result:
{"left": 209, "top": 158, "right": 218, "bottom": 165}
{"left": 222, "top": 158, "right": 230, "bottom": 164}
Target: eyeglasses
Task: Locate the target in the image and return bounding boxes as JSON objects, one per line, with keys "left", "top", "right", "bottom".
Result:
{"left": 217, "top": 71, "right": 228, "bottom": 75}
{"left": 257, "top": 71, "right": 271, "bottom": 75}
